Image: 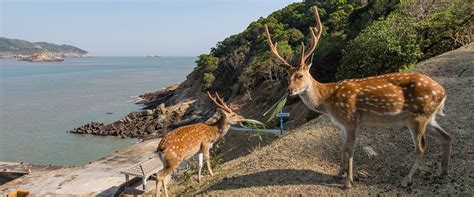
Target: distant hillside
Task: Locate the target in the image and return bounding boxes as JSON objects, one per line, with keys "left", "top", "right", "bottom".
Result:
{"left": 0, "top": 37, "right": 90, "bottom": 58}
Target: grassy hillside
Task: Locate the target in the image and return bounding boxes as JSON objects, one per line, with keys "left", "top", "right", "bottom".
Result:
{"left": 0, "top": 37, "right": 89, "bottom": 57}
{"left": 174, "top": 45, "right": 474, "bottom": 195}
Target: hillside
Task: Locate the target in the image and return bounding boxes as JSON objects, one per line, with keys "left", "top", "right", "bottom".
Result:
{"left": 0, "top": 37, "right": 90, "bottom": 58}
{"left": 71, "top": 0, "right": 470, "bottom": 140}
{"left": 172, "top": 45, "right": 473, "bottom": 195}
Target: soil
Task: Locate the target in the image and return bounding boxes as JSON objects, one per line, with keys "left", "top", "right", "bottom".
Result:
{"left": 169, "top": 45, "right": 474, "bottom": 195}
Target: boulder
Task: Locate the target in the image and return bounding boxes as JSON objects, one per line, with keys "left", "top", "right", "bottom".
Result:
{"left": 145, "top": 126, "right": 155, "bottom": 134}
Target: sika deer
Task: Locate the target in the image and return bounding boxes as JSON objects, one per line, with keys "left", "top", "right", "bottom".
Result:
{"left": 155, "top": 92, "right": 244, "bottom": 196}
{"left": 264, "top": 6, "right": 452, "bottom": 188}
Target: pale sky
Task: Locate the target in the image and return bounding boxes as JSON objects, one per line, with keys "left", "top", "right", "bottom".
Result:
{"left": 1, "top": 0, "right": 299, "bottom": 56}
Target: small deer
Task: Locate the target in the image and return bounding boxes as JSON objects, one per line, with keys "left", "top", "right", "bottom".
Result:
{"left": 155, "top": 92, "right": 244, "bottom": 196}
{"left": 264, "top": 6, "right": 452, "bottom": 188}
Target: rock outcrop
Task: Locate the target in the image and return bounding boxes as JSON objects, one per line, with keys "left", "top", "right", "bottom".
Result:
{"left": 20, "top": 54, "right": 64, "bottom": 62}
{"left": 69, "top": 82, "right": 217, "bottom": 138}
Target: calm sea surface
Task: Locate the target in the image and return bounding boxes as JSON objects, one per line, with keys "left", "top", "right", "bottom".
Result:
{"left": 0, "top": 57, "right": 195, "bottom": 165}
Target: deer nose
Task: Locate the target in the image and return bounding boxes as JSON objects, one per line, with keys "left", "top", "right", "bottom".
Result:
{"left": 287, "top": 88, "right": 292, "bottom": 94}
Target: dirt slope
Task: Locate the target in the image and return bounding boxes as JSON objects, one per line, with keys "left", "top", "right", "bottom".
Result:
{"left": 173, "top": 45, "right": 473, "bottom": 195}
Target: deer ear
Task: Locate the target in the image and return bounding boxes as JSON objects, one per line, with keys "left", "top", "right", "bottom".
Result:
{"left": 305, "top": 53, "right": 314, "bottom": 70}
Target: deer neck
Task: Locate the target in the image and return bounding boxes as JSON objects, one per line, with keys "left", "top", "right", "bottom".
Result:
{"left": 214, "top": 115, "right": 231, "bottom": 138}
{"left": 298, "top": 78, "right": 334, "bottom": 114}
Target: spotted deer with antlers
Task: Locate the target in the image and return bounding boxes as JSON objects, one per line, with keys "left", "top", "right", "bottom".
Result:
{"left": 155, "top": 92, "right": 244, "bottom": 197}
{"left": 264, "top": 6, "right": 452, "bottom": 188}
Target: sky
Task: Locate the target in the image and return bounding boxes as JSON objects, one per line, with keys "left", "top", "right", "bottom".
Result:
{"left": 1, "top": 0, "right": 299, "bottom": 56}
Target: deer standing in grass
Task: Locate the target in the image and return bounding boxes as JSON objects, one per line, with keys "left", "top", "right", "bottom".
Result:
{"left": 264, "top": 6, "right": 452, "bottom": 188}
{"left": 155, "top": 92, "right": 244, "bottom": 197}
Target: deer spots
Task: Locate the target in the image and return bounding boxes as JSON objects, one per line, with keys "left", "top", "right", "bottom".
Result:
{"left": 331, "top": 72, "right": 445, "bottom": 118}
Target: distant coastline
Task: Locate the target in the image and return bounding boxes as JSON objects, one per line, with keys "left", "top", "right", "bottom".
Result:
{"left": 0, "top": 37, "right": 92, "bottom": 61}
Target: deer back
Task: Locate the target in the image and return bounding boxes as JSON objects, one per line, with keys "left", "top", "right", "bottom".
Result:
{"left": 158, "top": 123, "right": 219, "bottom": 160}
{"left": 323, "top": 72, "right": 446, "bottom": 124}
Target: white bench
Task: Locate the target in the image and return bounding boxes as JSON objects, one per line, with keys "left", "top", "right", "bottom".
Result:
{"left": 121, "top": 157, "right": 161, "bottom": 191}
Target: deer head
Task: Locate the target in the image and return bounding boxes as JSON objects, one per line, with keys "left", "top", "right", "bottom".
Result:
{"left": 264, "top": 6, "right": 322, "bottom": 96}
{"left": 207, "top": 91, "right": 244, "bottom": 124}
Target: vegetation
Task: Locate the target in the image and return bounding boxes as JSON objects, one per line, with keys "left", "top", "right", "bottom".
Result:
{"left": 337, "top": 13, "right": 422, "bottom": 79}
{"left": 195, "top": 54, "right": 219, "bottom": 89}
{"left": 193, "top": 0, "right": 471, "bottom": 92}
{"left": 338, "top": 1, "right": 471, "bottom": 79}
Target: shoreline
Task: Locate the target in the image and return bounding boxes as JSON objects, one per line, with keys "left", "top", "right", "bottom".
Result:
{"left": 1, "top": 57, "right": 196, "bottom": 167}
{"left": 68, "top": 83, "right": 199, "bottom": 139}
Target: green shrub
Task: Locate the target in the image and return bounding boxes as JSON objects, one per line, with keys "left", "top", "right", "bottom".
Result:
{"left": 337, "top": 12, "right": 422, "bottom": 79}
{"left": 195, "top": 54, "right": 219, "bottom": 72}
{"left": 203, "top": 72, "right": 215, "bottom": 89}
{"left": 195, "top": 54, "right": 219, "bottom": 90}
{"left": 411, "top": 2, "right": 472, "bottom": 59}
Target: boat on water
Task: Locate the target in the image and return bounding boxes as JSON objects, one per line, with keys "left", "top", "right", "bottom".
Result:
{"left": 146, "top": 54, "right": 159, "bottom": 58}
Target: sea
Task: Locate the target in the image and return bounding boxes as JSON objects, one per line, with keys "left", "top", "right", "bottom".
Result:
{"left": 0, "top": 57, "right": 195, "bottom": 166}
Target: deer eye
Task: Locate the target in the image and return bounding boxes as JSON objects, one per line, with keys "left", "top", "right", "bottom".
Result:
{"left": 296, "top": 74, "right": 303, "bottom": 79}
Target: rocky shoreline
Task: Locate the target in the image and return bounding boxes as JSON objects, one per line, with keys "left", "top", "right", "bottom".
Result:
{"left": 19, "top": 54, "right": 64, "bottom": 62}
{"left": 69, "top": 83, "right": 215, "bottom": 139}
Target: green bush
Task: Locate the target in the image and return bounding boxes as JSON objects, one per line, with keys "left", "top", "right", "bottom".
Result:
{"left": 337, "top": 12, "right": 422, "bottom": 79}
{"left": 412, "top": 2, "right": 471, "bottom": 59}
{"left": 195, "top": 54, "right": 219, "bottom": 90}
{"left": 195, "top": 54, "right": 219, "bottom": 72}
{"left": 203, "top": 72, "right": 216, "bottom": 89}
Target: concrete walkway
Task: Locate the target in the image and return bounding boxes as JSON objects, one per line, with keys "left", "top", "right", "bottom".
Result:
{"left": 0, "top": 138, "right": 162, "bottom": 196}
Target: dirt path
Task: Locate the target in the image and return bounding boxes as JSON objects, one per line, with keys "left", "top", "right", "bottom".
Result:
{"left": 176, "top": 45, "right": 473, "bottom": 195}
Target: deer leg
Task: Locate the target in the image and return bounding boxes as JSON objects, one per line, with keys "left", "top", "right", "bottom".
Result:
{"left": 156, "top": 166, "right": 173, "bottom": 197}
{"left": 337, "top": 128, "right": 347, "bottom": 177}
{"left": 203, "top": 143, "right": 214, "bottom": 176}
{"left": 343, "top": 127, "right": 357, "bottom": 188}
{"left": 155, "top": 172, "right": 162, "bottom": 197}
{"left": 427, "top": 119, "right": 452, "bottom": 176}
{"left": 155, "top": 155, "right": 177, "bottom": 197}
{"left": 402, "top": 120, "right": 427, "bottom": 187}
{"left": 197, "top": 152, "right": 204, "bottom": 183}
{"left": 163, "top": 174, "right": 170, "bottom": 197}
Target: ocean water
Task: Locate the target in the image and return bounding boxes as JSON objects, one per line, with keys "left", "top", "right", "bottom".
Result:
{"left": 0, "top": 57, "right": 195, "bottom": 166}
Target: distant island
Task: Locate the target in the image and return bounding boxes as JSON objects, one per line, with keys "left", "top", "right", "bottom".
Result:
{"left": 0, "top": 37, "right": 92, "bottom": 62}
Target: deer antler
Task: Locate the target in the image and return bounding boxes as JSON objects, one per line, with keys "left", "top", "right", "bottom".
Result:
{"left": 207, "top": 91, "right": 232, "bottom": 113}
{"left": 265, "top": 6, "right": 322, "bottom": 68}
{"left": 264, "top": 24, "right": 292, "bottom": 69}
{"left": 300, "top": 6, "right": 323, "bottom": 66}
{"left": 214, "top": 92, "right": 233, "bottom": 112}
